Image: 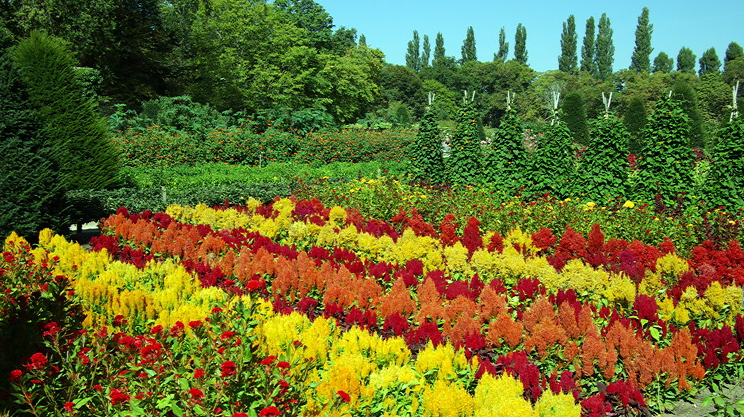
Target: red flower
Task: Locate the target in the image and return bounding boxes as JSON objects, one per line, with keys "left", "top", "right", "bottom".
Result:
{"left": 63, "top": 401, "right": 75, "bottom": 412}
{"left": 188, "top": 388, "right": 204, "bottom": 399}
{"left": 150, "top": 325, "right": 163, "bottom": 335}
{"left": 232, "top": 413, "right": 248, "bottom": 417}
{"left": 259, "top": 406, "right": 281, "bottom": 417}
{"left": 220, "top": 361, "right": 237, "bottom": 377}
{"left": 109, "top": 388, "right": 130, "bottom": 405}
{"left": 42, "top": 322, "right": 60, "bottom": 337}
{"left": 112, "top": 315, "right": 127, "bottom": 326}
{"left": 260, "top": 356, "right": 276, "bottom": 366}
{"left": 276, "top": 361, "right": 290, "bottom": 369}
{"left": 9, "top": 369, "right": 22, "bottom": 381}
{"left": 26, "top": 353, "right": 48, "bottom": 371}
{"left": 188, "top": 320, "right": 202, "bottom": 329}
{"left": 337, "top": 390, "right": 351, "bottom": 402}
{"left": 94, "top": 384, "right": 103, "bottom": 391}
{"left": 220, "top": 331, "right": 236, "bottom": 340}
{"left": 193, "top": 368, "right": 205, "bottom": 379}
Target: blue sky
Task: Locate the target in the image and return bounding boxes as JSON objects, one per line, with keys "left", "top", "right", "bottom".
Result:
{"left": 319, "top": 0, "right": 743, "bottom": 73}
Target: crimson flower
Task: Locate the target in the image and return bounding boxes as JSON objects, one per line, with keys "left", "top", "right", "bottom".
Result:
{"left": 337, "top": 390, "right": 351, "bottom": 402}
{"left": 188, "top": 320, "right": 202, "bottom": 329}
{"left": 259, "top": 406, "right": 281, "bottom": 417}
{"left": 188, "top": 388, "right": 204, "bottom": 399}
{"left": 232, "top": 413, "right": 248, "bottom": 417}
{"left": 8, "top": 369, "right": 22, "bottom": 381}
{"left": 42, "top": 322, "right": 60, "bottom": 337}
{"left": 276, "top": 361, "right": 290, "bottom": 369}
{"left": 220, "top": 361, "right": 237, "bottom": 377}
{"left": 109, "top": 388, "right": 130, "bottom": 405}
{"left": 193, "top": 368, "right": 205, "bottom": 379}
{"left": 260, "top": 356, "right": 276, "bottom": 366}
{"left": 63, "top": 401, "right": 75, "bottom": 412}
{"left": 150, "top": 325, "right": 163, "bottom": 335}
{"left": 26, "top": 353, "right": 48, "bottom": 371}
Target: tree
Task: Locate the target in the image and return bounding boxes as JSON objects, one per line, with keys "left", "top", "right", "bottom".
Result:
{"left": 11, "top": 32, "right": 121, "bottom": 195}
{"left": 461, "top": 26, "right": 476, "bottom": 64}
{"left": 703, "top": 117, "right": 744, "bottom": 210}
{"left": 630, "top": 7, "right": 653, "bottom": 73}
{"left": 433, "top": 32, "right": 446, "bottom": 66}
{"left": 273, "top": 0, "right": 333, "bottom": 49}
{"left": 699, "top": 47, "right": 722, "bottom": 76}
{"left": 677, "top": 47, "right": 696, "bottom": 74}
{"left": 623, "top": 95, "right": 647, "bottom": 155}
{"left": 724, "top": 42, "right": 743, "bottom": 72}
{"left": 528, "top": 116, "right": 574, "bottom": 198}
{"left": 558, "top": 15, "right": 577, "bottom": 73}
{"left": 410, "top": 101, "right": 446, "bottom": 183}
{"left": 483, "top": 102, "right": 527, "bottom": 191}
{"left": 406, "top": 30, "right": 421, "bottom": 72}
{"left": 0, "top": 52, "right": 66, "bottom": 238}
{"left": 561, "top": 91, "right": 589, "bottom": 145}
{"left": 514, "top": 23, "right": 527, "bottom": 65}
{"left": 595, "top": 13, "right": 614, "bottom": 80}
{"left": 495, "top": 27, "right": 509, "bottom": 62}
{"left": 652, "top": 52, "right": 673, "bottom": 73}
{"left": 448, "top": 93, "right": 482, "bottom": 185}
{"left": 421, "top": 34, "right": 431, "bottom": 68}
{"left": 672, "top": 79, "right": 705, "bottom": 148}
{"left": 636, "top": 97, "right": 694, "bottom": 201}
{"left": 380, "top": 65, "right": 425, "bottom": 119}
{"left": 358, "top": 34, "right": 366, "bottom": 47}
{"left": 575, "top": 114, "right": 630, "bottom": 200}
{"left": 580, "top": 17, "right": 596, "bottom": 75}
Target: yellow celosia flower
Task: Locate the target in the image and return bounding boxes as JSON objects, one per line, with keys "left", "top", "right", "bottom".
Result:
{"left": 602, "top": 273, "right": 636, "bottom": 308}
{"left": 443, "top": 242, "right": 473, "bottom": 276}
{"left": 533, "top": 390, "right": 581, "bottom": 417}
{"left": 329, "top": 205, "right": 348, "bottom": 225}
{"left": 422, "top": 379, "right": 475, "bottom": 417}
{"left": 623, "top": 201, "right": 635, "bottom": 209}
{"left": 415, "top": 343, "right": 470, "bottom": 382}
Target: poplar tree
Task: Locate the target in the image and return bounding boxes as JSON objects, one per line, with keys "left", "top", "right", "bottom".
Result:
{"left": 558, "top": 15, "right": 577, "bottom": 73}
{"left": 495, "top": 27, "right": 509, "bottom": 62}
{"left": 514, "top": 23, "right": 527, "bottom": 65}
{"left": 406, "top": 30, "right": 420, "bottom": 72}
{"left": 725, "top": 42, "right": 743, "bottom": 71}
{"left": 433, "top": 32, "right": 446, "bottom": 66}
{"left": 699, "top": 47, "right": 721, "bottom": 76}
{"left": 677, "top": 47, "right": 696, "bottom": 74}
{"left": 652, "top": 52, "right": 673, "bottom": 73}
{"left": 421, "top": 34, "right": 431, "bottom": 67}
{"left": 595, "top": 13, "right": 614, "bottom": 80}
{"left": 461, "top": 26, "right": 476, "bottom": 63}
{"left": 580, "top": 17, "right": 596, "bottom": 75}
{"left": 630, "top": 7, "right": 653, "bottom": 73}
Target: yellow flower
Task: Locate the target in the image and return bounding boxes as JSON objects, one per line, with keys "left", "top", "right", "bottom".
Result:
{"left": 622, "top": 200, "right": 635, "bottom": 209}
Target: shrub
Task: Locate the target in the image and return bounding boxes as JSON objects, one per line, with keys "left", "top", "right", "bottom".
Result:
{"left": 528, "top": 118, "right": 575, "bottom": 199}
{"left": 448, "top": 97, "right": 482, "bottom": 185}
{"left": 483, "top": 106, "right": 527, "bottom": 193}
{"left": 574, "top": 114, "right": 630, "bottom": 201}
{"left": 409, "top": 107, "right": 446, "bottom": 183}
{"left": 703, "top": 118, "right": 744, "bottom": 210}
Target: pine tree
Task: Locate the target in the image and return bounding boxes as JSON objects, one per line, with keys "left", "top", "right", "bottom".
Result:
{"left": 528, "top": 116, "right": 574, "bottom": 199}
{"left": 11, "top": 32, "right": 121, "bottom": 195}
{"left": 448, "top": 93, "right": 482, "bottom": 185}
{"left": 495, "top": 27, "right": 509, "bottom": 62}
{"left": 630, "top": 7, "right": 653, "bottom": 73}
{"left": 652, "top": 52, "right": 673, "bottom": 73}
{"left": 0, "top": 52, "right": 67, "bottom": 239}
{"left": 461, "top": 26, "right": 476, "bottom": 64}
{"left": 595, "top": 13, "right": 614, "bottom": 80}
{"left": 514, "top": 23, "right": 528, "bottom": 65}
{"left": 406, "top": 30, "right": 421, "bottom": 72}
{"left": 483, "top": 103, "right": 526, "bottom": 192}
{"left": 703, "top": 117, "right": 744, "bottom": 210}
{"left": 672, "top": 79, "right": 705, "bottom": 148}
{"left": 575, "top": 114, "right": 630, "bottom": 200}
{"left": 580, "top": 17, "right": 596, "bottom": 75}
{"left": 561, "top": 91, "right": 589, "bottom": 145}
{"left": 623, "top": 95, "right": 647, "bottom": 155}
{"left": 677, "top": 47, "right": 696, "bottom": 74}
{"left": 433, "top": 32, "right": 446, "bottom": 67}
{"left": 725, "top": 42, "right": 743, "bottom": 72}
{"left": 410, "top": 102, "right": 446, "bottom": 183}
{"left": 358, "top": 34, "right": 367, "bottom": 47}
{"left": 635, "top": 97, "right": 694, "bottom": 201}
{"left": 699, "top": 47, "right": 721, "bottom": 76}
{"left": 421, "top": 34, "right": 431, "bottom": 68}
{"left": 558, "top": 15, "right": 578, "bottom": 73}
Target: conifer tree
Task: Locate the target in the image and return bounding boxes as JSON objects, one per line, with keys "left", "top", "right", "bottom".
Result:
{"left": 561, "top": 91, "right": 589, "bottom": 145}
{"left": 630, "top": 7, "right": 653, "bottom": 73}
{"left": 575, "top": 114, "right": 630, "bottom": 200}
{"left": 699, "top": 47, "right": 721, "bottom": 76}
{"left": 421, "top": 34, "right": 431, "bottom": 68}
{"left": 448, "top": 93, "right": 482, "bottom": 185}
{"left": 635, "top": 97, "right": 694, "bottom": 201}
{"left": 433, "top": 32, "right": 446, "bottom": 67}
{"left": 461, "top": 26, "right": 476, "bottom": 64}
{"left": 725, "top": 42, "right": 743, "bottom": 72}
{"left": 495, "top": 27, "right": 509, "bottom": 62}
{"left": 595, "top": 13, "right": 614, "bottom": 80}
{"left": 514, "top": 23, "right": 528, "bottom": 65}
{"left": 358, "top": 34, "right": 367, "bottom": 47}
{"left": 672, "top": 79, "right": 705, "bottom": 148}
{"left": 652, "top": 52, "right": 673, "bottom": 73}
{"left": 623, "top": 95, "right": 647, "bottom": 155}
{"left": 558, "top": 15, "right": 578, "bottom": 73}
{"left": 580, "top": 17, "right": 596, "bottom": 75}
{"left": 483, "top": 98, "right": 526, "bottom": 191}
{"left": 410, "top": 98, "right": 446, "bottom": 183}
{"left": 528, "top": 115, "right": 574, "bottom": 198}
{"left": 703, "top": 116, "right": 744, "bottom": 210}
{"left": 677, "top": 47, "right": 696, "bottom": 74}
{"left": 406, "top": 30, "right": 421, "bottom": 72}
{"left": 11, "top": 32, "right": 121, "bottom": 195}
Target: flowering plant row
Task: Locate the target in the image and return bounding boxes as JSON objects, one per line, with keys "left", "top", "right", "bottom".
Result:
{"left": 66, "top": 198, "right": 744, "bottom": 414}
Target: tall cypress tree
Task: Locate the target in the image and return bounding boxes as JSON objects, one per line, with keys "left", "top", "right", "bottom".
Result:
{"left": 406, "top": 30, "right": 421, "bottom": 72}
{"left": 652, "top": 52, "right": 673, "bottom": 73}
{"left": 575, "top": 114, "right": 630, "bottom": 200}
{"left": 677, "top": 47, "right": 696, "bottom": 74}
{"left": 514, "top": 23, "right": 527, "bottom": 65}
{"left": 580, "top": 17, "right": 596, "bottom": 75}
{"left": 11, "top": 32, "right": 121, "bottom": 195}
{"left": 699, "top": 47, "right": 722, "bottom": 76}
{"left": 495, "top": 27, "right": 509, "bottom": 62}
{"left": 558, "top": 15, "right": 578, "bottom": 73}
{"left": 561, "top": 91, "right": 589, "bottom": 145}
{"left": 421, "top": 34, "right": 431, "bottom": 68}
{"left": 630, "top": 7, "right": 653, "bottom": 73}
{"left": 410, "top": 103, "right": 446, "bottom": 183}
{"left": 461, "top": 26, "right": 476, "bottom": 63}
{"left": 483, "top": 104, "right": 526, "bottom": 191}
{"left": 623, "top": 95, "right": 647, "bottom": 155}
{"left": 595, "top": 13, "right": 614, "bottom": 80}
{"left": 433, "top": 32, "right": 446, "bottom": 67}
{"left": 448, "top": 94, "right": 482, "bottom": 185}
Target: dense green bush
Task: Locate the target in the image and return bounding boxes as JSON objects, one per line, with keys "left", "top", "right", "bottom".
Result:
{"left": 448, "top": 97, "right": 482, "bottom": 185}
{"left": 703, "top": 118, "right": 744, "bottom": 209}
{"left": 574, "top": 114, "right": 630, "bottom": 200}
{"left": 409, "top": 107, "right": 446, "bottom": 183}
{"left": 483, "top": 106, "right": 528, "bottom": 193}
{"left": 528, "top": 119, "right": 574, "bottom": 198}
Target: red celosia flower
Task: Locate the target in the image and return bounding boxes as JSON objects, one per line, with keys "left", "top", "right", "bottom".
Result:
{"left": 276, "top": 361, "right": 290, "bottom": 369}
{"left": 26, "top": 353, "right": 48, "bottom": 371}
{"left": 188, "top": 320, "right": 202, "bottom": 329}
{"left": 109, "top": 388, "right": 130, "bottom": 405}
{"left": 188, "top": 388, "right": 204, "bottom": 399}
{"left": 193, "top": 368, "right": 205, "bottom": 379}
{"left": 220, "top": 331, "right": 236, "bottom": 340}
{"left": 337, "top": 390, "right": 351, "bottom": 402}
{"left": 260, "top": 356, "right": 276, "bottom": 366}
{"left": 150, "top": 325, "right": 163, "bottom": 335}
{"left": 232, "top": 413, "right": 248, "bottom": 417}
{"left": 112, "top": 315, "right": 126, "bottom": 326}
{"left": 220, "top": 361, "right": 237, "bottom": 377}
{"left": 93, "top": 384, "right": 103, "bottom": 391}
{"left": 9, "top": 369, "right": 22, "bottom": 381}
{"left": 63, "top": 401, "right": 75, "bottom": 412}
{"left": 42, "top": 322, "right": 60, "bottom": 337}
{"left": 259, "top": 406, "right": 281, "bottom": 417}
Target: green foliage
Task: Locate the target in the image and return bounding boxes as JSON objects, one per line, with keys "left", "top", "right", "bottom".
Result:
{"left": 528, "top": 119, "right": 574, "bottom": 198}
{"left": 623, "top": 95, "right": 648, "bottom": 155}
{"left": 461, "top": 26, "right": 476, "bottom": 64}
{"left": 113, "top": 95, "right": 247, "bottom": 133}
{"left": 409, "top": 108, "right": 446, "bottom": 183}
{"left": 558, "top": 15, "right": 578, "bottom": 73}
{"left": 703, "top": 118, "right": 744, "bottom": 210}
{"left": 575, "top": 115, "right": 630, "bottom": 200}
{"left": 11, "top": 31, "right": 121, "bottom": 193}
{"left": 448, "top": 97, "right": 482, "bottom": 185}
{"left": 677, "top": 47, "right": 697, "bottom": 74}
{"left": 380, "top": 65, "right": 425, "bottom": 119}
{"left": 421, "top": 34, "right": 431, "bottom": 68}
{"left": 580, "top": 17, "right": 596, "bottom": 76}
{"left": 560, "top": 91, "right": 590, "bottom": 145}
{"left": 495, "top": 27, "right": 509, "bottom": 62}
{"left": 405, "top": 30, "right": 420, "bottom": 72}
{"left": 672, "top": 79, "right": 705, "bottom": 148}
{"left": 630, "top": 7, "right": 653, "bottom": 73}
{"left": 482, "top": 106, "right": 527, "bottom": 192}
{"left": 0, "top": 53, "right": 67, "bottom": 239}
{"left": 514, "top": 23, "right": 528, "bottom": 65}
{"left": 433, "top": 32, "right": 446, "bottom": 66}
{"left": 595, "top": 13, "right": 614, "bottom": 80}
{"left": 699, "top": 47, "right": 722, "bottom": 76}
{"left": 254, "top": 106, "right": 336, "bottom": 135}
{"left": 635, "top": 97, "right": 694, "bottom": 201}
{"left": 724, "top": 42, "right": 744, "bottom": 72}
{"left": 652, "top": 52, "right": 674, "bottom": 74}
